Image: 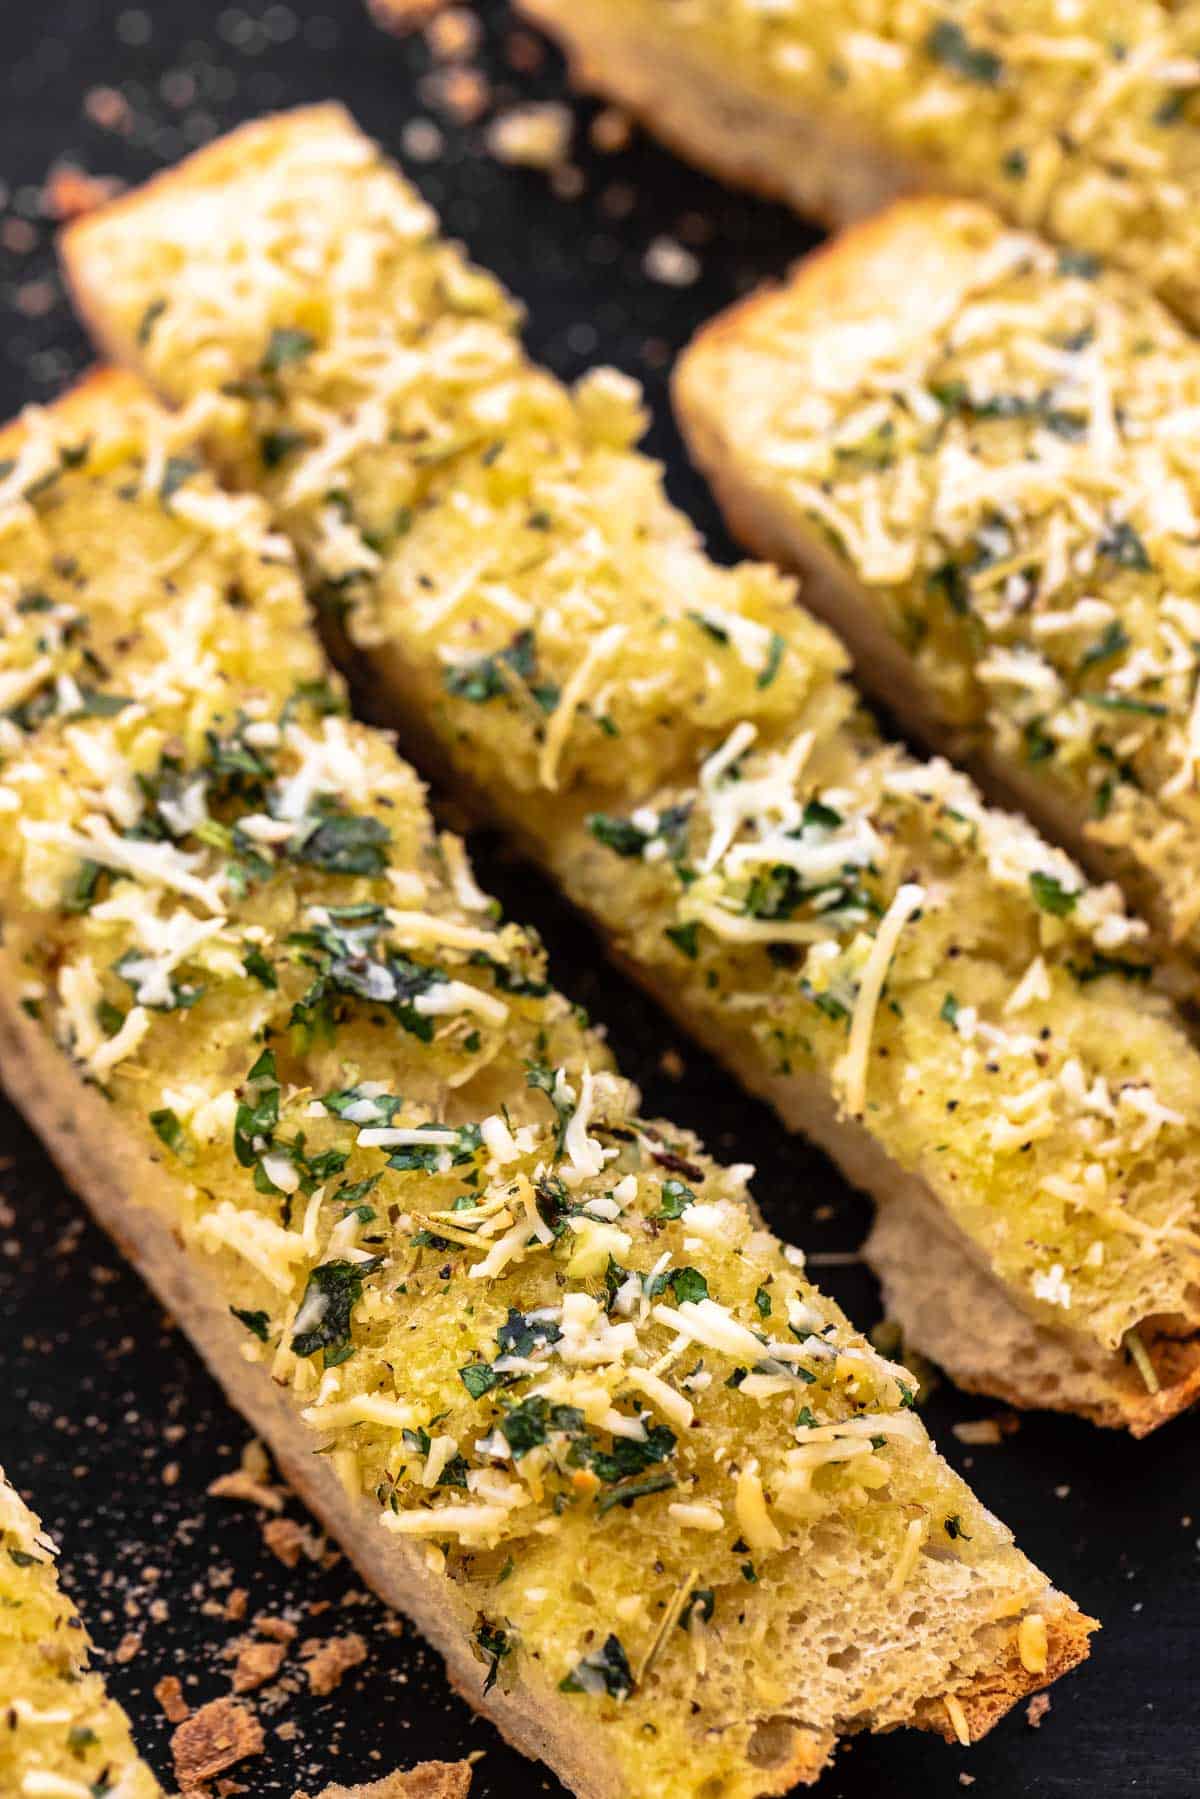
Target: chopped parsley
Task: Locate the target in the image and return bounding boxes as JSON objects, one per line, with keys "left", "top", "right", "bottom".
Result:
{"left": 925, "top": 18, "right": 1003, "bottom": 85}
{"left": 261, "top": 325, "right": 316, "bottom": 374}
{"left": 291, "top": 1256, "right": 383, "bottom": 1364}
{"left": 230, "top": 1306, "right": 271, "bottom": 1342}
{"left": 1028, "top": 870, "right": 1078, "bottom": 916}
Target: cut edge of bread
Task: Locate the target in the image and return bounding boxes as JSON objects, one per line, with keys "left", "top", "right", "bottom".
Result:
{"left": 515, "top": 0, "right": 927, "bottom": 229}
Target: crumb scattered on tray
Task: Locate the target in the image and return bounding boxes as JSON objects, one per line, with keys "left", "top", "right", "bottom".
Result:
{"left": 366, "top": 0, "right": 449, "bottom": 34}
{"left": 154, "top": 1674, "right": 190, "bottom": 1724}
{"left": 642, "top": 236, "right": 701, "bottom": 288}
{"left": 300, "top": 1631, "right": 368, "bottom": 1696}
{"left": 42, "top": 163, "right": 121, "bottom": 221}
{"left": 952, "top": 1412, "right": 1021, "bottom": 1447}
{"left": 231, "top": 1636, "right": 289, "bottom": 1694}
{"left": 171, "top": 1696, "right": 265, "bottom": 1788}
{"left": 486, "top": 103, "right": 573, "bottom": 170}
{"left": 262, "top": 1516, "right": 323, "bottom": 1568}
{"left": 1027, "top": 1693, "right": 1052, "bottom": 1729}
{"left": 208, "top": 1469, "right": 286, "bottom": 1513}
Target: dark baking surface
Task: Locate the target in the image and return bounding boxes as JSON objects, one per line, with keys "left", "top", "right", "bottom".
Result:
{"left": 0, "top": 2, "right": 1196, "bottom": 1793}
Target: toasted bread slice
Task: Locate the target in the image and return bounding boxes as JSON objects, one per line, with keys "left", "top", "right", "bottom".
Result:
{"left": 61, "top": 105, "right": 1200, "bottom": 1433}
{"left": 675, "top": 197, "right": 1200, "bottom": 988}
{"left": 517, "top": 0, "right": 1200, "bottom": 331}
{"left": 0, "top": 372, "right": 1093, "bottom": 1792}
{"left": 0, "top": 1466, "right": 162, "bottom": 1797}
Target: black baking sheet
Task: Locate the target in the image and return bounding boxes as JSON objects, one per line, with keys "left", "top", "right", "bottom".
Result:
{"left": 0, "top": 3, "right": 1196, "bottom": 1795}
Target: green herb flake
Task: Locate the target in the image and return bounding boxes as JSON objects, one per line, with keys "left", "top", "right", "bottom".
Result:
{"left": 261, "top": 325, "right": 316, "bottom": 374}
{"left": 148, "top": 1107, "right": 186, "bottom": 1155}
{"left": 925, "top": 18, "right": 1004, "bottom": 84}
{"left": 1029, "top": 870, "right": 1078, "bottom": 917}
{"left": 230, "top": 1306, "right": 272, "bottom": 1342}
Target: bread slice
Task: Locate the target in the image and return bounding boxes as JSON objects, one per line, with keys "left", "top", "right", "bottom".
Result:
{"left": 675, "top": 196, "right": 1200, "bottom": 981}
{"left": 62, "top": 104, "right": 1200, "bottom": 1433}
{"left": 516, "top": 0, "right": 1200, "bottom": 332}
{"left": 0, "top": 1465, "right": 162, "bottom": 1798}
{"left": 0, "top": 371, "right": 1093, "bottom": 1790}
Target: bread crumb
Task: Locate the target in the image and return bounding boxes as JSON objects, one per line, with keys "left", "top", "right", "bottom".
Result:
{"left": 224, "top": 1587, "right": 249, "bottom": 1622}
{"left": 426, "top": 7, "right": 479, "bottom": 60}
{"left": 487, "top": 103, "right": 573, "bottom": 170}
{"left": 42, "top": 164, "right": 120, "bottom": 221}
{"left": 505, "top": 28, "right": 543, "bottom": 75}
{"left": 154, "top": 1675, "right": 189, "bottom": 1724}
{"left": 262, "top": 1516, "right": 322, "bottom": 1567}
{"left": 255, "top": 1613, "right": 299, "bottom": 1643}
{"left": 401, "top": 119, "right": 445, "bottom": 164}
{"left": 643, "top": 237, "right": 700, "bottom": 287}
{"left": 953, "top": 1412, "right": 1020, "bottom": 1446}
{"left": 366, "top": 0, "right": 447, "bottom": 33}
{"left": 209, "top": 1469, "right": 285, "bottom": 1512}
{"left": 659, "top": 1047, "right": 685, "bottom": 1080}
{"left": 300, "top": 1631, "right": 368, "bottom": 1696}
{"left": 232, "top": 1637, "right": 288, "bottom": 1694}
{"left": 114, "top": 1631, "right": 141, "bottom": 1664}
{"left": 1027, "top": 1692, "right": 1052, "bottom": 1729}
{"left": 590, "top": 108, "right": 632, "bottom": 155}
{"left": 953, "top": 1419, "right": 1001, "bottom": 1446}
{"left": 171, "top": 1697, "right": 264, "bottom": 1787}
{"left": 428, "top": 66, "right": 490, "bottom": 124}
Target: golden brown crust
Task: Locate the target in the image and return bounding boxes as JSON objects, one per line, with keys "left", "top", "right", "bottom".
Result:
{"left": 62, "top": 105, "right": 359, "bottom": 372}
{"left": 303, "top": 1762, "right": 473, "bottom": 1799}
{"left": 920, "top": 1592, "right": 1096, "bottom": 1744}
